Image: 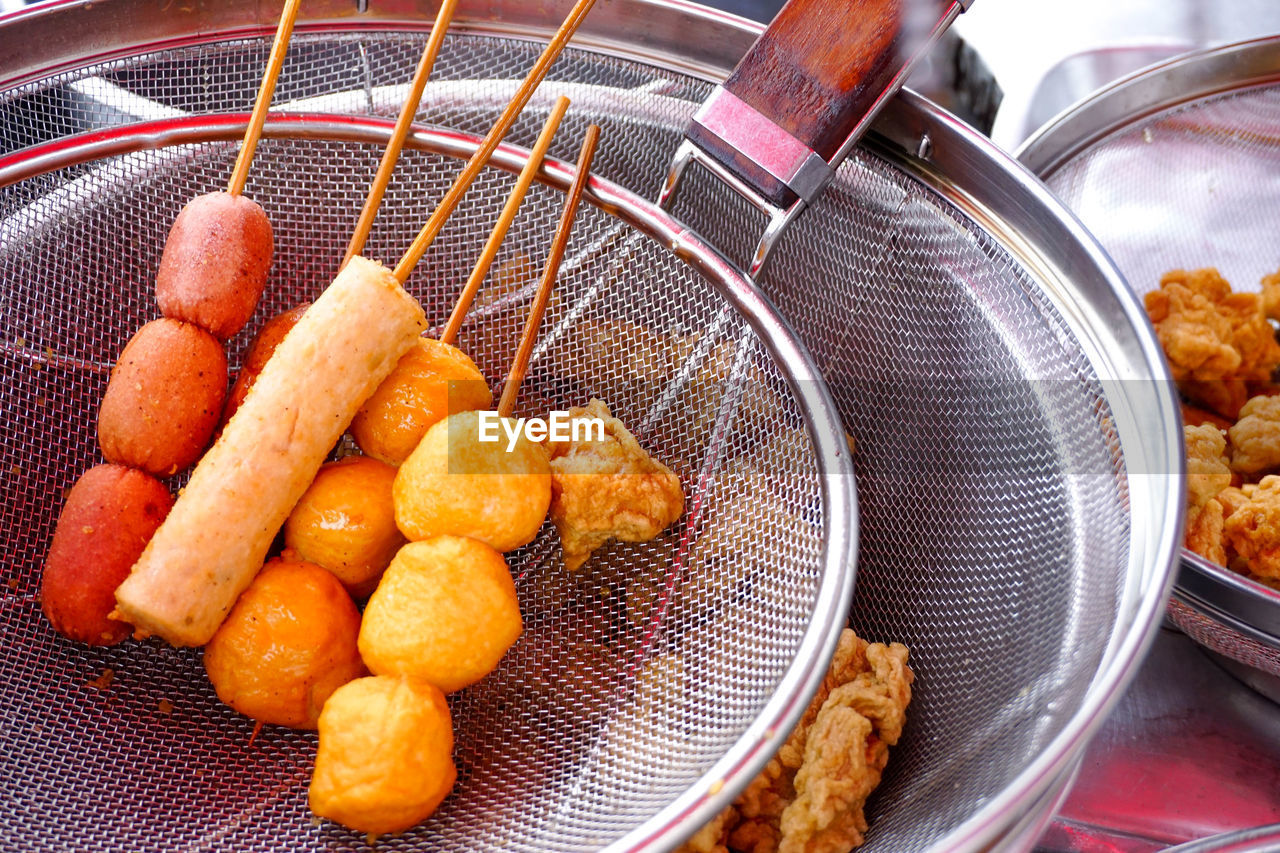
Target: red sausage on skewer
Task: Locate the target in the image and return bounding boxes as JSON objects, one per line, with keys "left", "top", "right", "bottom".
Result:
{"left": 155, "top": 191, "right": 274, "bottom": 341}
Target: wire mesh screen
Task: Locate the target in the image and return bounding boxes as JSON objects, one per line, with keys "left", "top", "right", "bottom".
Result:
{"left": 0, "top": 25, "right": 1140, "bottom": 853}
{"left": 1039, "top": 83, "right": 1280, "bottom": 677}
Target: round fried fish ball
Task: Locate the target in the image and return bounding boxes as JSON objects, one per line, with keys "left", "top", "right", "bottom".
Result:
{"left": 41, "top": 464, "right": 173, "bottom": 645}
{"left": 155, "top": 191, "right": 273, "bottom": 340}
{"left": 97, "top": 317, "right": 227, "bottom": 477}
{"left": 393, "top": 410, "right": 551, "bottom": 552}
{"left": 358, "top": 536, "right": 522, "bottom": 693}
{"left": 203, "top": 558, "right": 365, "bottom": 729}
{"left": 309, "top": 675, "right": 456, "bottom": 836}
{"left": 284, "top": 455, "right": 404, "bottom": 598}
{"left": 350, "top": 337, "right": 493, "bottom": 466}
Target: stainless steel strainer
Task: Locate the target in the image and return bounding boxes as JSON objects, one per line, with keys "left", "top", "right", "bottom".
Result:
{"left": 1019, "top": 36, "right": 1280, "bottom": 695}
{"left": 0, "top": 0, "right": 1182, "bottom": 851}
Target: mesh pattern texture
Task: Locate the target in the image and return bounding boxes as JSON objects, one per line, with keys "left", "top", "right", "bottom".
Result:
{"left": 0, "top": 29, "right": 1135, "bottom": 852}
{"left": 1042, "top": 85, "right": 1280, "bottom": 679}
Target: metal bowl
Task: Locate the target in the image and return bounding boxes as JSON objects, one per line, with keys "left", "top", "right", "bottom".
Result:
{"left": 1019, "top": 34, "right": 1280, "bottom": 696}
{"left": 0, "top": 0, "right": 1183, "bottom": 849}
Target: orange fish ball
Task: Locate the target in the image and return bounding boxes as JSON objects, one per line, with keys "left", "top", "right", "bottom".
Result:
{"left": 309, "top": 675, "right": 456, "bottom": 836}
{"left": 393, "top": 410, "right": 551, "bottom": 552}
{"left": 350, "top": 337, "right": 493, "bottom": 466}
{"left": 203, "top": 558, "right": 365, "bottom": 729}
{"left": 358, "top": 536, "right": 522, "bottom": 694}
{"left": 284, "top": 455, "right": 404, "bottom": 598}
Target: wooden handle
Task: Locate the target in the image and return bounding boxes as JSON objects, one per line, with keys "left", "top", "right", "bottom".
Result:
{"left": 687, "top": 0, "right": 955, "bottom": 207}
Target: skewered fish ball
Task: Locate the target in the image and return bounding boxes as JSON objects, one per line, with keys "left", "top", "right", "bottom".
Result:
{"left": 284, "top": 455, "right": 404, "bottom": 598}
{"left": 203, "top": 557, "right": 366, "bottom": 729}
{"left": 309, "top": 675, "right": 456, "bottom": 836}
{"left": 350, "top": 336, "right": 493, "bottom": 466}
{"left": 358, "top": 535, "right": 522, "bottom": 693}
{"left": 393, "top": 409, "right": 551, "bottom": 552}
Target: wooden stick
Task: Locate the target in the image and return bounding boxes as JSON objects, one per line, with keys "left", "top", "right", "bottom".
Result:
{"left": 391, "top": 0, "right": 599, "bottom": 284}
{"left": 497, "top": 124, "right": 599, "bottom": 418}
{"left": 227, "top": 0, "right": 302, "bottom": 196}
{"left": 342, "top": 0, "right": 460, "bottom": 267}
{"left": 439, "top": 95, "right": 571, "bottom": 345}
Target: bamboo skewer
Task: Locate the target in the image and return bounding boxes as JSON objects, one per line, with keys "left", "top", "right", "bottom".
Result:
{"left": 390, "top": 0, "right": 599, "bottom": 284}
{"left": 227, "top": 0, "right": 303, "bottom": 197}
{"left": 342, "top": 0, "right": 461, "bottom": 267}
{"left": 497, "top": 124, "right": 600, "bottom": 418}
{"left": 439, "top": 95, "right": 571, "bottom": 345}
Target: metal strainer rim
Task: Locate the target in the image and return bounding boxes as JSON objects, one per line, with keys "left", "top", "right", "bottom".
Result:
{"left": 0, "top": 1, "right": 1187, "bottom": 848}
{"left": 876, "top": 88, "right": 1184, "bottom": 853}
{"left": 1016, "top": 33, "right": 1280, "bottom": 653}
{"left": 0, "top": 111, "right": 859, "bottom": 852}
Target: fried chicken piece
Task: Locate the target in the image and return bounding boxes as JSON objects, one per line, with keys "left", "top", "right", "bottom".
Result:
{"left": 1186, "top": 497, "right": 1227, "bottom": 566}
{"left": 1185, "top": 423, "right": 1233, "bottom": 512}
{"left": 546, "top": 399, "right": 684, "bottom": 571}
{"left": 1145, "top": 269, "right": 1242, "bottom": 382}
{"left": 1165, "top": 268, "right": 1280, "bottom": 381}
{"left": 1262, "top": 270, "right": 1280, "bottom": 323}
{"left": 1179, "top": 378, "right": 1251, "bottom": 422}
{"left": 1224, "top": 474, "right": 1280, "bottom": 580}
{"left": 1218, "top": 484, "right": 1255, "bottom": 517}
{"left": 1230, "top": 394, "right": 1280, "bottom": 474}
{"left": 679, "top": 630, "right": 913, "bottom": 853}
{"left": 1183, "top": 423, "right": 1233, "bottom": 566}
{"left": 1147, "top": 269, "right": 1280, "bottom": 419}
{"left": 1180, "top": 401, "right": 1236, "bottom": 432}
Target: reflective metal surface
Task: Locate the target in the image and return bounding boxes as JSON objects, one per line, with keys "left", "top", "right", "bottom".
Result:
{"left": 0, "top": 0, "right": 1184, "bottom": 850}
{"left": 1019, "top": 35, "right": 1280, "bottom": 685}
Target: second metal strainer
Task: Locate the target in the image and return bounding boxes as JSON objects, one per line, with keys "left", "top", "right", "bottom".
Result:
{"left": 1020, "top": 36, "right": 1280, "bottom": 694}
{"left": 0, "top": 0, "right": 1181, "bottom": 850}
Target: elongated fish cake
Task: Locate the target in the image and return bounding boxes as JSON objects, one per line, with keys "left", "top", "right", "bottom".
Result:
{"left": 115, "top": 256, "right": 426, "bottom": 646}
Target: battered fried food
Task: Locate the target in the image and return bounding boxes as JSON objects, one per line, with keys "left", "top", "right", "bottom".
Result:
{"left": 284, "top": 455, "right": 404, "bottom": 598}
{"left": 155, "top": 191, "right": 273, "bottom": 341}
{"left": 1144, "top": 269, "right": 1243, "bottom": 382}
{"left": 1186, "top": 423, "right": 1233, "bottom": 512}
{"left": 1187, "top": 497, "right": 1228, "bottom": 567}
{"left": 114, "top": 255, "right": 427, "bottom": 647}
{"left": 679, "top": 630, "right": 913, "bottom": 853}
{"left": 1262, "top": 269, "right": 1280, "bottom": 323}
{"left": 545, "top": 399, "right": 684, "bottom": 570}
{"left": 1145, "top": 268, "right": 1280, "bottom": 419}
{"left": 350, "top": 337, "right": 493, "bottom": 466}
{"left": 1224, "top": 474, "right": 1280, "bottom": 581}
{"left": 40, "top": 464, "right": 173, "bottom": 645}
{"left": 392, "top": 410, "right": 551, "bottom": 552}
{"left": 203, "top": 557, "right": 366, "bottom": 729}
{"left": 1229, "top": 394, "right": 1280, "bottom": 475}
{"left": 309, "top": 675, "right": 456, "bottom": 836}
{"left": 358, "top": 535, "right": 522, "bottom": 694}
{"left": 97, "top": 317, "right": 228, "bottom": 477}
{"left": 1183, "top": 423, "right": 1233, "bottom": 566}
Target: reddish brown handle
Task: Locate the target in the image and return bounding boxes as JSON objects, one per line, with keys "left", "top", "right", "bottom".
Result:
{"left": 687, "top": 0, "right": 955, "bottom": 207}
{"left": 731, "top": 0, "right": 905, "bottom": 159}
